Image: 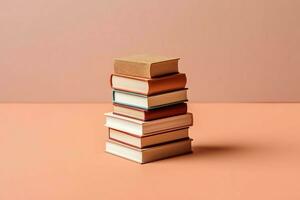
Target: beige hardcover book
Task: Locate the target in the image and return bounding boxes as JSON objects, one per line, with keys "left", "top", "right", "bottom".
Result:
{"left": 114, "top": 55, "right": 179, "bottom": 78}
{"left": 105, "top": 138, "right": 192, "bottom": 164}
{"left": 105, "top": 112, "right": 193, "bottom": 136}
{"left": 108, "top": 128, "right": 189, "bottom": 148}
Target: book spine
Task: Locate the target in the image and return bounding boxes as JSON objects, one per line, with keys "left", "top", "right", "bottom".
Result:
{"left": 148, "top": 74, "right": 187, "bottom": 95}
{"left": 149, "top": 59, "right": 179, "bottom": 77}
{"left": 108, "top": 137, "right": 142, "bottom": 149}
{"left": 114, "top": 60, "right": 151, "bottom": 78}
{"left": 112, "top": 90, "right": 116, "bottom": 102}
{"left": 144, "top": 103, "right": 187, "bottom": 120}
{"left": 190, "top": 113, "right": 194, "bottom": 126}
{"left": 109, "top": 74, "right": 113, "bottom": 88}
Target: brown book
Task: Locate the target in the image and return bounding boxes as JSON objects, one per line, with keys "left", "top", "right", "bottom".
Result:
{"left": 113, "top": 103, "right": 187, "bottom": 121}
{"left": 111, "top": 73, "right": 186, "bottom": 95}
{"left": 108, "top": 128, "right": 189, "bottom": 148}
{"left": 105, "top": 138, "right": 192, "bottom": 164}
{"left": 114, "top": 55, "right": 179, "bottom": 78}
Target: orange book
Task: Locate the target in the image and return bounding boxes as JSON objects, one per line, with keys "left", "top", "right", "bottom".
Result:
{"left": 111, "top": 73, "right": 186, "bottom": 95}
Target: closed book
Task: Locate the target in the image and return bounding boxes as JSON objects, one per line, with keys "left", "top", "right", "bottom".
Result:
{"left": 111, "top": 73, "right": 186, "bottom": 95}
{"left": 114, "top": 55, "right": 179, "bottom": 78}
{"left": 105, "top": 112, "right": 193, "bottom": 136}
{"left": 112, "top": 89, "right": 188, "bottom": 110}
{"left": 113, "top": 103, "right": 187, "bottom": 121}
{"left": 105, "top": 138, "right": 192, "bottom": 164}
{"left": 108, "top": 128, "right": 189, "bottom": 148}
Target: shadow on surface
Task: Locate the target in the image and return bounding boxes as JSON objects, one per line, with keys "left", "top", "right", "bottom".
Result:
{"left": 193, "top": 145, "right": 247, "bottom": 156}
{"left": 161, "top": 143, "right": 262, "bottom": 163}
{"left": 192, "top": 144, "right": 251, "bottom": 157}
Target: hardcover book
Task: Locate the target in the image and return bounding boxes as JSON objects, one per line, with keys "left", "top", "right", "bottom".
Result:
{"left": 111, "top": 73, "right": 186, "bottom": 95}
{"left": 108, "top": 128, "right": 189, "bottom": 148}
{"left": 112, "top": 89, "right": 188, "bottom": 110}
{"left": 105, "top": 138, "right": 192, "bottom": 164}
{"left": 105, "top": 112, "right": 193, "bottom": 136}
{"left": 113, "top": 103, "right": 187, "bottom": 121}
{"left": 114, "top": 55, "right": 179, "bottom": 78}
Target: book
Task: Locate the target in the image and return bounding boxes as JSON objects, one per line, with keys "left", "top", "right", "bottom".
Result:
{"left": 112, "top": 89, "right": 188, "bottom": 110}
{"left": 105, "top": 138, "right": 192, "bottom": 164}
{"left": 113, "top": 103, "right": 187, "bottom": 121}
{"left": 105, "top": 112, "right": 193, "bottom": 136}
{"left": 111, "top": 73, "right": 186, "bottom": 95}
{"left": 114, "top": 55, "right": 179, "bottom": 78}
{"left": 108, "top": 128, "right": 189, "bottom": 148}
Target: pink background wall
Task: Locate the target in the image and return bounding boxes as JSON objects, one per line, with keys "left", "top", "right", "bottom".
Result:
{"left": 1, "top": 0, "right": 299, "bottom": 102}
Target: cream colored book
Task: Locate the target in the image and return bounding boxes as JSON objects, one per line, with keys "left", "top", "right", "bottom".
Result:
{"left": 112, "top": 89, "right": 188, "bottom": 110}
{"left": 105, "top": 112, "right": 193, "bottom": 136}
{"left": 105, "top": 138, "right": 192, "bottom": 164}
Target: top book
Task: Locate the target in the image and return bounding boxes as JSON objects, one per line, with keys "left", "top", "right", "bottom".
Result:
{"left": 114, "top": 55, "right": 179, "bottom": 78}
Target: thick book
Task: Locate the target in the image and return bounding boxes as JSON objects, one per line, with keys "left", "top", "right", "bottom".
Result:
{"left": 105, "top": 138, "right": 192, "bottom": 164}
{"left": 111, "top": 73, "right": 186, "bottom": 95}
{"left": 114, "top": 55, "right": 179, "bottom": 78}
{"left": 113, "top": 103, "right": 187, "bottom": 121}
{"left": 108, "top": 128, "right": 189, "bottom": 148}
{"left": 105, "top": 112, "right": 193, "bottom": 136}
{"left": 112, "top": 89, "right": 188, "bottom": 110}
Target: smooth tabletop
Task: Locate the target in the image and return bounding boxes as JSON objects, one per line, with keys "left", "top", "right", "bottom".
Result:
{"left": 1, "top": 103, "right": 300, "bottom": 200}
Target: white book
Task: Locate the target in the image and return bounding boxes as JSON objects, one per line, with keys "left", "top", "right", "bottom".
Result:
{"left": 112, "top": 89, "right": 188, "bottom": 110}
{"left": 104, "top": 112, "right": 193, "bottom": 136}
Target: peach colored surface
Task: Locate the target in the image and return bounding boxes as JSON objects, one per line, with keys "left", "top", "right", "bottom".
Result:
{"left": 1, "top": 103, "right": 300, "bottom": 199}
{"left": 1, "top": 0, "right": 300, "bottom": 102}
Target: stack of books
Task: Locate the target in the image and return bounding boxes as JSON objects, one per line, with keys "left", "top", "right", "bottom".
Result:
{"left": 105, "top": 55, "right": 193, "bottom": 164}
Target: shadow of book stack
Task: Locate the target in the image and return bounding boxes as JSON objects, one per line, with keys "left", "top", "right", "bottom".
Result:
{"left": 104, "top": 55, "right": 193, "bottom": 164}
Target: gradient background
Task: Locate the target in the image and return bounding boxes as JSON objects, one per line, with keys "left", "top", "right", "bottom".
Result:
{"left": 1, "top": 0, "right": 300, "bottom": 102}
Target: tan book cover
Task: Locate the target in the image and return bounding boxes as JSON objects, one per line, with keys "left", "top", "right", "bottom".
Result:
{"left": 113, "top": 103, "right": 187, "bottom": 121}
{"left": 114, "top": 55, "right": 179, "bottom": 78}
{"left": 111, "top": 73, "right": 186, "bottom": 95}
